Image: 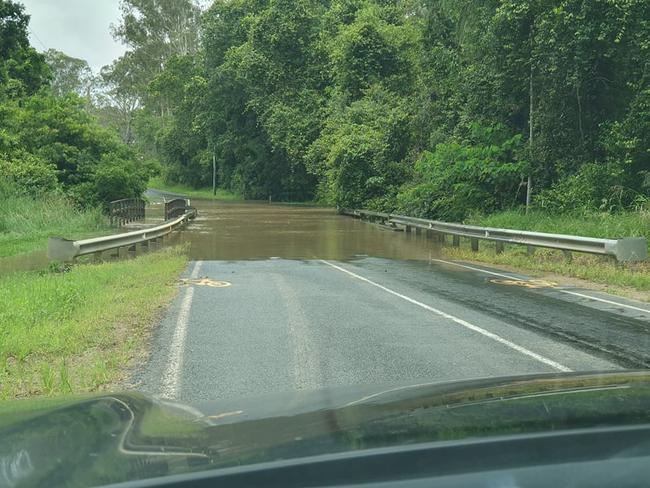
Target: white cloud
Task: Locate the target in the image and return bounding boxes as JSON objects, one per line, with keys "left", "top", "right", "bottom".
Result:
{"left": 20, "top": 0, "right": 126, "bottom": 72}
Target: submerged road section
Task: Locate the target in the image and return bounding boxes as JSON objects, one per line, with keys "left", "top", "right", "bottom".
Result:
{"left": 136, "top": 200, "right": 650, "bottom": 404}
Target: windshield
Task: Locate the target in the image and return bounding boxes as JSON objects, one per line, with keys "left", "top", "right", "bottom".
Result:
{"left": 1, "top": 0, "right": 649, "bottom": 486}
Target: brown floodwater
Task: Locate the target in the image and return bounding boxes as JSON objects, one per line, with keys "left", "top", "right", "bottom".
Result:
{"left": 165, "top": 200, "right": 442, "bottom": 261}
{"left": 0, "top": 249, "right": 49, "bottom": 276}
{"left": 0, "top": 199, "right": 443, "bottom": 275}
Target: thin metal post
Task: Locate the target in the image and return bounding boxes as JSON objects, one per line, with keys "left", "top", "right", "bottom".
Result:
{"left": 453, "top": 235, "right": 460, "bottom": 247}
{"left": 471, "top": 238, "right": 479, "bottom": 252}
{"left": 213, "top": 151, "right": 217, "bottom": 196}
{"left": 496, "top": 241, "right": 504, "bottom": 254}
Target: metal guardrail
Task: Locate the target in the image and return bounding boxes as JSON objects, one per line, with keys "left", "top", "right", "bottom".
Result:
{"left": 48, "top": 208, "right": 197, "bottom": 262}
{"left": 342, "top": 209, "right": 647, "bottom": 262}
{"left": 109, "top": 198, "right": 145, "bottom": 225}
{"left": 165, "top": 198, "right": 192, "bottom": 220}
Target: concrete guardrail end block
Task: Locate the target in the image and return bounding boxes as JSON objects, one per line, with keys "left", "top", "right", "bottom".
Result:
{"left": 615, "top": 237, "right": 648, "bottom": 262}
{"left": 47, "top": 237, "right": 78, "bottom": 262}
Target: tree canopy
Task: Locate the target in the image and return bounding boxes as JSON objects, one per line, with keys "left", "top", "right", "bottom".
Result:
{"left": 4, "top": 0, "right": 649, "bottom": 217}
{"left": 128, "top": 0, "right": 648, "bottom": 216}
{"left": 0, "top": 0, "right": 150, "bottom": 207}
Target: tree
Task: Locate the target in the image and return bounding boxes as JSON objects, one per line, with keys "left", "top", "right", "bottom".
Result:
{"left": 127, "top": 0, "right": 649, "bottom": 212}
{"left": 109, "top": 0, "right": 202, "bottom": 104}
{"left": 43, "top": 49, "right": 96, "bottom": 100}
{"left": 0, "top": 0, "right": 50, "bottom": 99}
{"left": 98, "top": 55, "right": 143, "bottom": 144}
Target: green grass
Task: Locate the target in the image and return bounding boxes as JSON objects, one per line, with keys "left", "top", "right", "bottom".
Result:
{"left": 443, "top": 243, "right": 650, "bottom": 294}
{"left": 445, "top": 210, "right": 650, "bottom": 295}
{"left": 149, "top": 176, "right": 242, "bottom": 201}
{"left": 0, "top": 192, "right": 110, "bottom": 258}
{"left": 0, "top": 247, "right": 188, "bottom": 400}
{"left": 469, "top": 209, "right": 650, "bottom": 252}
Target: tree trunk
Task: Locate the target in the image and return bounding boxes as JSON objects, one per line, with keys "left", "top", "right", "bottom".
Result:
{"left": 526, "top": 62, "right": 533, "bottom": 214}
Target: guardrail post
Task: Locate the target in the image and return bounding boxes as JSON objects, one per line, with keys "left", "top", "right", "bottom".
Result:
{"left": 439, "top": 233, "right": 446, "bottom": 244}
{"left": 415, "top": 227, "right": 422, "bottom": 235}
{"left": 495, "top": 241, "right": 504, "bottom": 254}
{"left": 93, "top": 251, "right": 103, "bottom": 263}
{"left": 452, "top": 235, "right": 460, "bottom": 247}
{"left": 563, "top": 250, "right": 572, "bottom": 262}
{"left": 527, "top": 246, "right": 536, "bottom": 256}
{"left": 471, "top": 237, "right": 479, "bottom": 252}
{"left": 405, "top": 225, "right": 412, "bottom": 233}
{"left": 128, "top": 244, "right": 136, "bottom": 256}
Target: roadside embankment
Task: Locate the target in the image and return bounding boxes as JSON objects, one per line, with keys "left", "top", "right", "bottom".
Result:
{"left": 148, "top": 176, "right": 241, "bottom": 201}
{"left": 0, "top": 247, "right": 188, "bottom": 400}
{"left": 0, "top": 191, "right": 109, "bottom": 259}
{"left": 445, "top": 210, "right": 650, "bottom": 299}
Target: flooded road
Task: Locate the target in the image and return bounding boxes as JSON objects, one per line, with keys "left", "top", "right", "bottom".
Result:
{"left": 165, "top": 200, "right": 443, "bottom": 261}
{"left": 0, "top": 249, "right": 49, "bottom": 275}
{"left": 138, "top": 198, "right": 643, "bottom": 403}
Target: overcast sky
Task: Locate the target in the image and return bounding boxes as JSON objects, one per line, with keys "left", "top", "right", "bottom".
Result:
{"left": 20, "top": 0, "right": 126, "bottom": 72}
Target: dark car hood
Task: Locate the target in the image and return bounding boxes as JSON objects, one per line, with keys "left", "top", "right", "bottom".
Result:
{"left": 2, "top": 371, "right": 650, "bottom": 487}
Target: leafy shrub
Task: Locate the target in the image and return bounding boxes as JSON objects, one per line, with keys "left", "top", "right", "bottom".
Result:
{"left": 70, "top": 155, "right": 150, "bottom": 209}
{"left": 1, "top": 92, "right": 148, "bottom": 208}
{"left": 397, "top": 124, "right": 526, "bottom": 221}
{"left": 307, "top": 85, "right": 411, "bottom": 209}
{"left": 537, "top": 162, "right": 639, "bottom": 213}
{"left": 0, "top": 152, "right": 59, "bottom": 194}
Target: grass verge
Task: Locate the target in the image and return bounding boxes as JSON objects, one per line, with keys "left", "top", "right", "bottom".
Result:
{"left": 0, "top": 247, "right": 188, "bottom": 400}
{"left": 149, "top": 176, "right": 242, "bottom": 201}
{"left": 0, "top": 192, "right": 110, "bottom": 258}
{"left": 453, "top": 209, "right": 649, "bottom": 297}
{"left": 469, "top": 209, "right": 650, "bottom": 253}
{"left": 442, "top": 242, "right": 650, "bottom": 300}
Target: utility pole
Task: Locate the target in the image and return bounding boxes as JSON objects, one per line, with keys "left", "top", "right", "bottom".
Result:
{"left": 526, "top": 67, "right": 533, "bottom": 214}
{"left": 212, "top": 151, "right": 217, "bottom": 196}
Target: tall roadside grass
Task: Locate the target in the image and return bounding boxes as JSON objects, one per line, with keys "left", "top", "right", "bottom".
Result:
{"left": 469, "top": 210, "right": 650, "bottom": 252}
{"left": 449, "top": 209, "right": 650, "bottom": 296}
{"left": 0, "top": 247, "right": 188, "bottom": 399}
{"left": 0, "top": 190, "right": 110, "bottom": 258}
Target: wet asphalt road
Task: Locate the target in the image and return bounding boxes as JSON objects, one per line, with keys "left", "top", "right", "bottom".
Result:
{"left": 137, "top": 255, "right": 650, "bottom": 404}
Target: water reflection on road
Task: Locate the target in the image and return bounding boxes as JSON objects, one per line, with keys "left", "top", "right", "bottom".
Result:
{"left": 165, "top": 200, "right": 442, "bottom": 261}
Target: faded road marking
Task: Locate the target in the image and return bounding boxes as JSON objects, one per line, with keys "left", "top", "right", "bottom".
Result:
{"left": 320, "top": 260, "right": 571, "bottom": 372}
{"left": 161, "top": 261, "right": 203, "bottom": 399}
{"left": 431, "top": 258, "right": 650, "bottom": 315}
{"left": 490, "top": 278, "right": 557, "bottom": 289}
{"left": 179, "top": 277, "right": 231, "bottom": 288}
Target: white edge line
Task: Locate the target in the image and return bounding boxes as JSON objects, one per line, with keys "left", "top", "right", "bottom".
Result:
{"left": 558, "top": 289, "right": 650, "bottom": 314}
{"left": 320, "top": 260, "right": 571, "bottom": 373}
{"left": 430, "top": 258, "right": 650, "bottom": 315}
{"left": 160, "top": 261, "right": 202, "bottom": 399}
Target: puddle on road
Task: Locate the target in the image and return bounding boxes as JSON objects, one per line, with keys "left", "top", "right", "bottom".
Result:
{"left": 164, "top": 200, "right": 443, "bottom": 261}
{"left": 0, "top": 249, "right": 49, "bottom": 276}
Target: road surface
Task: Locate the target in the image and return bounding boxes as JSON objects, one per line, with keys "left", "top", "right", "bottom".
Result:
{"left": 135, "top": 239, "right": 650, "bottom": 403}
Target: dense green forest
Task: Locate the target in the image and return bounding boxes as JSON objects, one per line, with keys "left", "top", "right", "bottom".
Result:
{"left": 0, "top": 0, "right": 149, "bottom": 207}
{"left": 111, "top": 0, "right": 649, "bottom": 219}
{"left": 2, "top": 0, "right": 650, "bottom": 222}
